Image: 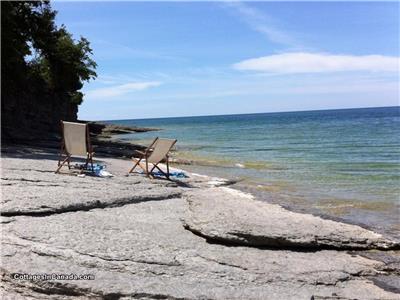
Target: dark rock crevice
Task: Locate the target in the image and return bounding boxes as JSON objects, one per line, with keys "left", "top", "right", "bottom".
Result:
{"left": 1, "top": 192, "right": 182, "bottom": 217}
{"left": 227, "top": 232, "right": 400, "bottom": 251}
{"left": 182, "top": 223, "right": 376, "bottom": 252}
{"left": 73, "top": 250, "right": 182, "bottom": 268}
{"left": 195, "top": 254, "right": 249, "bottom": 271}
{"left": 183, "top": 221, "right": 400, "bottom": 252}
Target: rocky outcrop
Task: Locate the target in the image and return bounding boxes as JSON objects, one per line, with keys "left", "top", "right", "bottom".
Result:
{"left": 1, "top": 149, "right": 399, "bottom": 299}
{"left": 87, "top": 121, "right": 158, "bottom": 137}
{"left": 182, "top": 187, "right": 399, "bottom": 250}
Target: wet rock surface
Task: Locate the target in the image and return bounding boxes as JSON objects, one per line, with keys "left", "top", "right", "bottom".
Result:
{"left": 1, "top": 148, "right": 399, "bottom": 299}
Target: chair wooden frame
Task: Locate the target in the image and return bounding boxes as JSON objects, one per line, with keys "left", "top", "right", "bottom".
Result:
{"left": 128, "top": 137, "right": 177, "bottom": 180}
{"left": 55, "top": 121, "right": 95, "bottom": 174}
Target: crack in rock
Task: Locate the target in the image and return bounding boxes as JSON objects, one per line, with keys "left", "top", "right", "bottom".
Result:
{"left": 2, "top": 177, "right": 44, "bottom": 183}
{"left": 73, "top": 250, "right": 181, "bottom": 267}
{"left": 1, "top": 192, "right": 182, "bottom": 217}
{"left": 195, "top": 254, "right": 248, "bottom": 271}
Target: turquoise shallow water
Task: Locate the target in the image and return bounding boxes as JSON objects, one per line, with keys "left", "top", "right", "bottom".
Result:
{"left": 105, "top": 107, "right": 400, "bottom": 237}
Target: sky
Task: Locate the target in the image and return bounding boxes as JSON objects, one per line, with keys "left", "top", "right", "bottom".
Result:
{"left": 52, "top": 1, "right": 399, "bottom": 120}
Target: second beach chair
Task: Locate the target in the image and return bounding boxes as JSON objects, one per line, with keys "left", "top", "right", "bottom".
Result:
{"left": 128, "top": 137, "right": 177, "bottom": 180}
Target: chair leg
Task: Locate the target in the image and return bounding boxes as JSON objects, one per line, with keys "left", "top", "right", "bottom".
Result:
{"left": 58, "top": 143, "right": 65, "bottom": 166}
{"left": 84, "top": 154, "right": 89, "bottom": 170}
{"left": 129, "top": 158, "right": 142, "bottom": 174}
{"left": 83, "top": 154, "right": 94, "bottom": 173}
{"left": 145, "top": 160, "right": 153, "bottom": 178}
{"left": 55, "top": 155, "right": 70, "bottom": 173}
{"left": 166, "top": 158, "right": 170, "bottom": 180}
{"left": 154, "top": 164, "right": 170, "bottom": 180}
{"left": 90, "top": 154, "right": 94, "bottom": 173}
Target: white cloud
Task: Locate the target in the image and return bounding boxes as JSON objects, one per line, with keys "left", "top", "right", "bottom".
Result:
{"left": 85, "top": 81, "right": 162, "bottom": 99}
{"left": 222, "top": 2, "right": 300, "bottom": 48}
{"left": 233, "top": 52, "right": 399, "bottom": 74}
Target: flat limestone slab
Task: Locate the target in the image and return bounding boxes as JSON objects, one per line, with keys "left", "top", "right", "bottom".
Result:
{"left": 1, "top": 157, "right": 181, "bottom": 216}
{"left": 1, "top": 151, "right": 399, "bottom": 299}
{"left": 183, "top": 187, "right": 399, "bottom": 250}
{"left": 2, "top": 198, "right": 398, "bottom": 300}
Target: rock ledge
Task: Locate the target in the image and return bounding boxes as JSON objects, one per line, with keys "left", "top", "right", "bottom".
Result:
{"left": 183, "top": 187, "right": 399, "bottom": 250}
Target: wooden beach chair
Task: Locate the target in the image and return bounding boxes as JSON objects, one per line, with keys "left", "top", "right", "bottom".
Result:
{"left": 129, "top": 137, "right": 177, "bottom": 180}
{"left": 56, "top": 121, "right": 94, "bottom": 174}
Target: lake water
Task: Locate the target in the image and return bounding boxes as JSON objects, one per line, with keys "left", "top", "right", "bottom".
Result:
{"left": 105, "top": 106, "right": 400, "bottom": 239}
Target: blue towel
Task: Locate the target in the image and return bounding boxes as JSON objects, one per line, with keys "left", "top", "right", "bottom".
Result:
{"left": 140, "top": 170, "right": 189, "bottom": 178}
{"left": 74, "top": 163, "right": 108, "bottom": 177}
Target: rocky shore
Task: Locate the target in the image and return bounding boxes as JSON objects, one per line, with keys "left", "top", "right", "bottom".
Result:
{"left": 1, "top": 144, "right": 400, "bottom": 299}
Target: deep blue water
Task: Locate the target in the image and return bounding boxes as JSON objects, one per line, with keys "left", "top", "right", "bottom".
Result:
{"left": 105, "top": 106, "right": 400, "bottom": 236}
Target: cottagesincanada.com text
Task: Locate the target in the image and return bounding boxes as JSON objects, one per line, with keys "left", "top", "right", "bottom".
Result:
{"left": 12, "top": 273, "right": 95, "bottom": 281}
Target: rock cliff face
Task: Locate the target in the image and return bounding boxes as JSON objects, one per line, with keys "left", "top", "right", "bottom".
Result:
{"left": 1, "top": 1, "right": 96, "bottom": 144}
{"left": 1, "top": 91, "right": 78, "bottom": 143}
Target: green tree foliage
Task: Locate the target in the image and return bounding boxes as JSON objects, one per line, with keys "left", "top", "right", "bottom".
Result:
{"left": 1, "top": 0, "right": 96, "bottom": 105}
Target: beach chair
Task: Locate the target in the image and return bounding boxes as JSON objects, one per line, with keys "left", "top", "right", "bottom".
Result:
{"left": 56, "top": 121, "right": 94, "bottom": 174}
{"left": 129, "top": 137, "right": 177, "bottom": 180}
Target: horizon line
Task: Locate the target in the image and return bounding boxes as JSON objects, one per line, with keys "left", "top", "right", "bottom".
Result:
{"left": 94, "top": 105, "right": 399, "bottom": 123}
